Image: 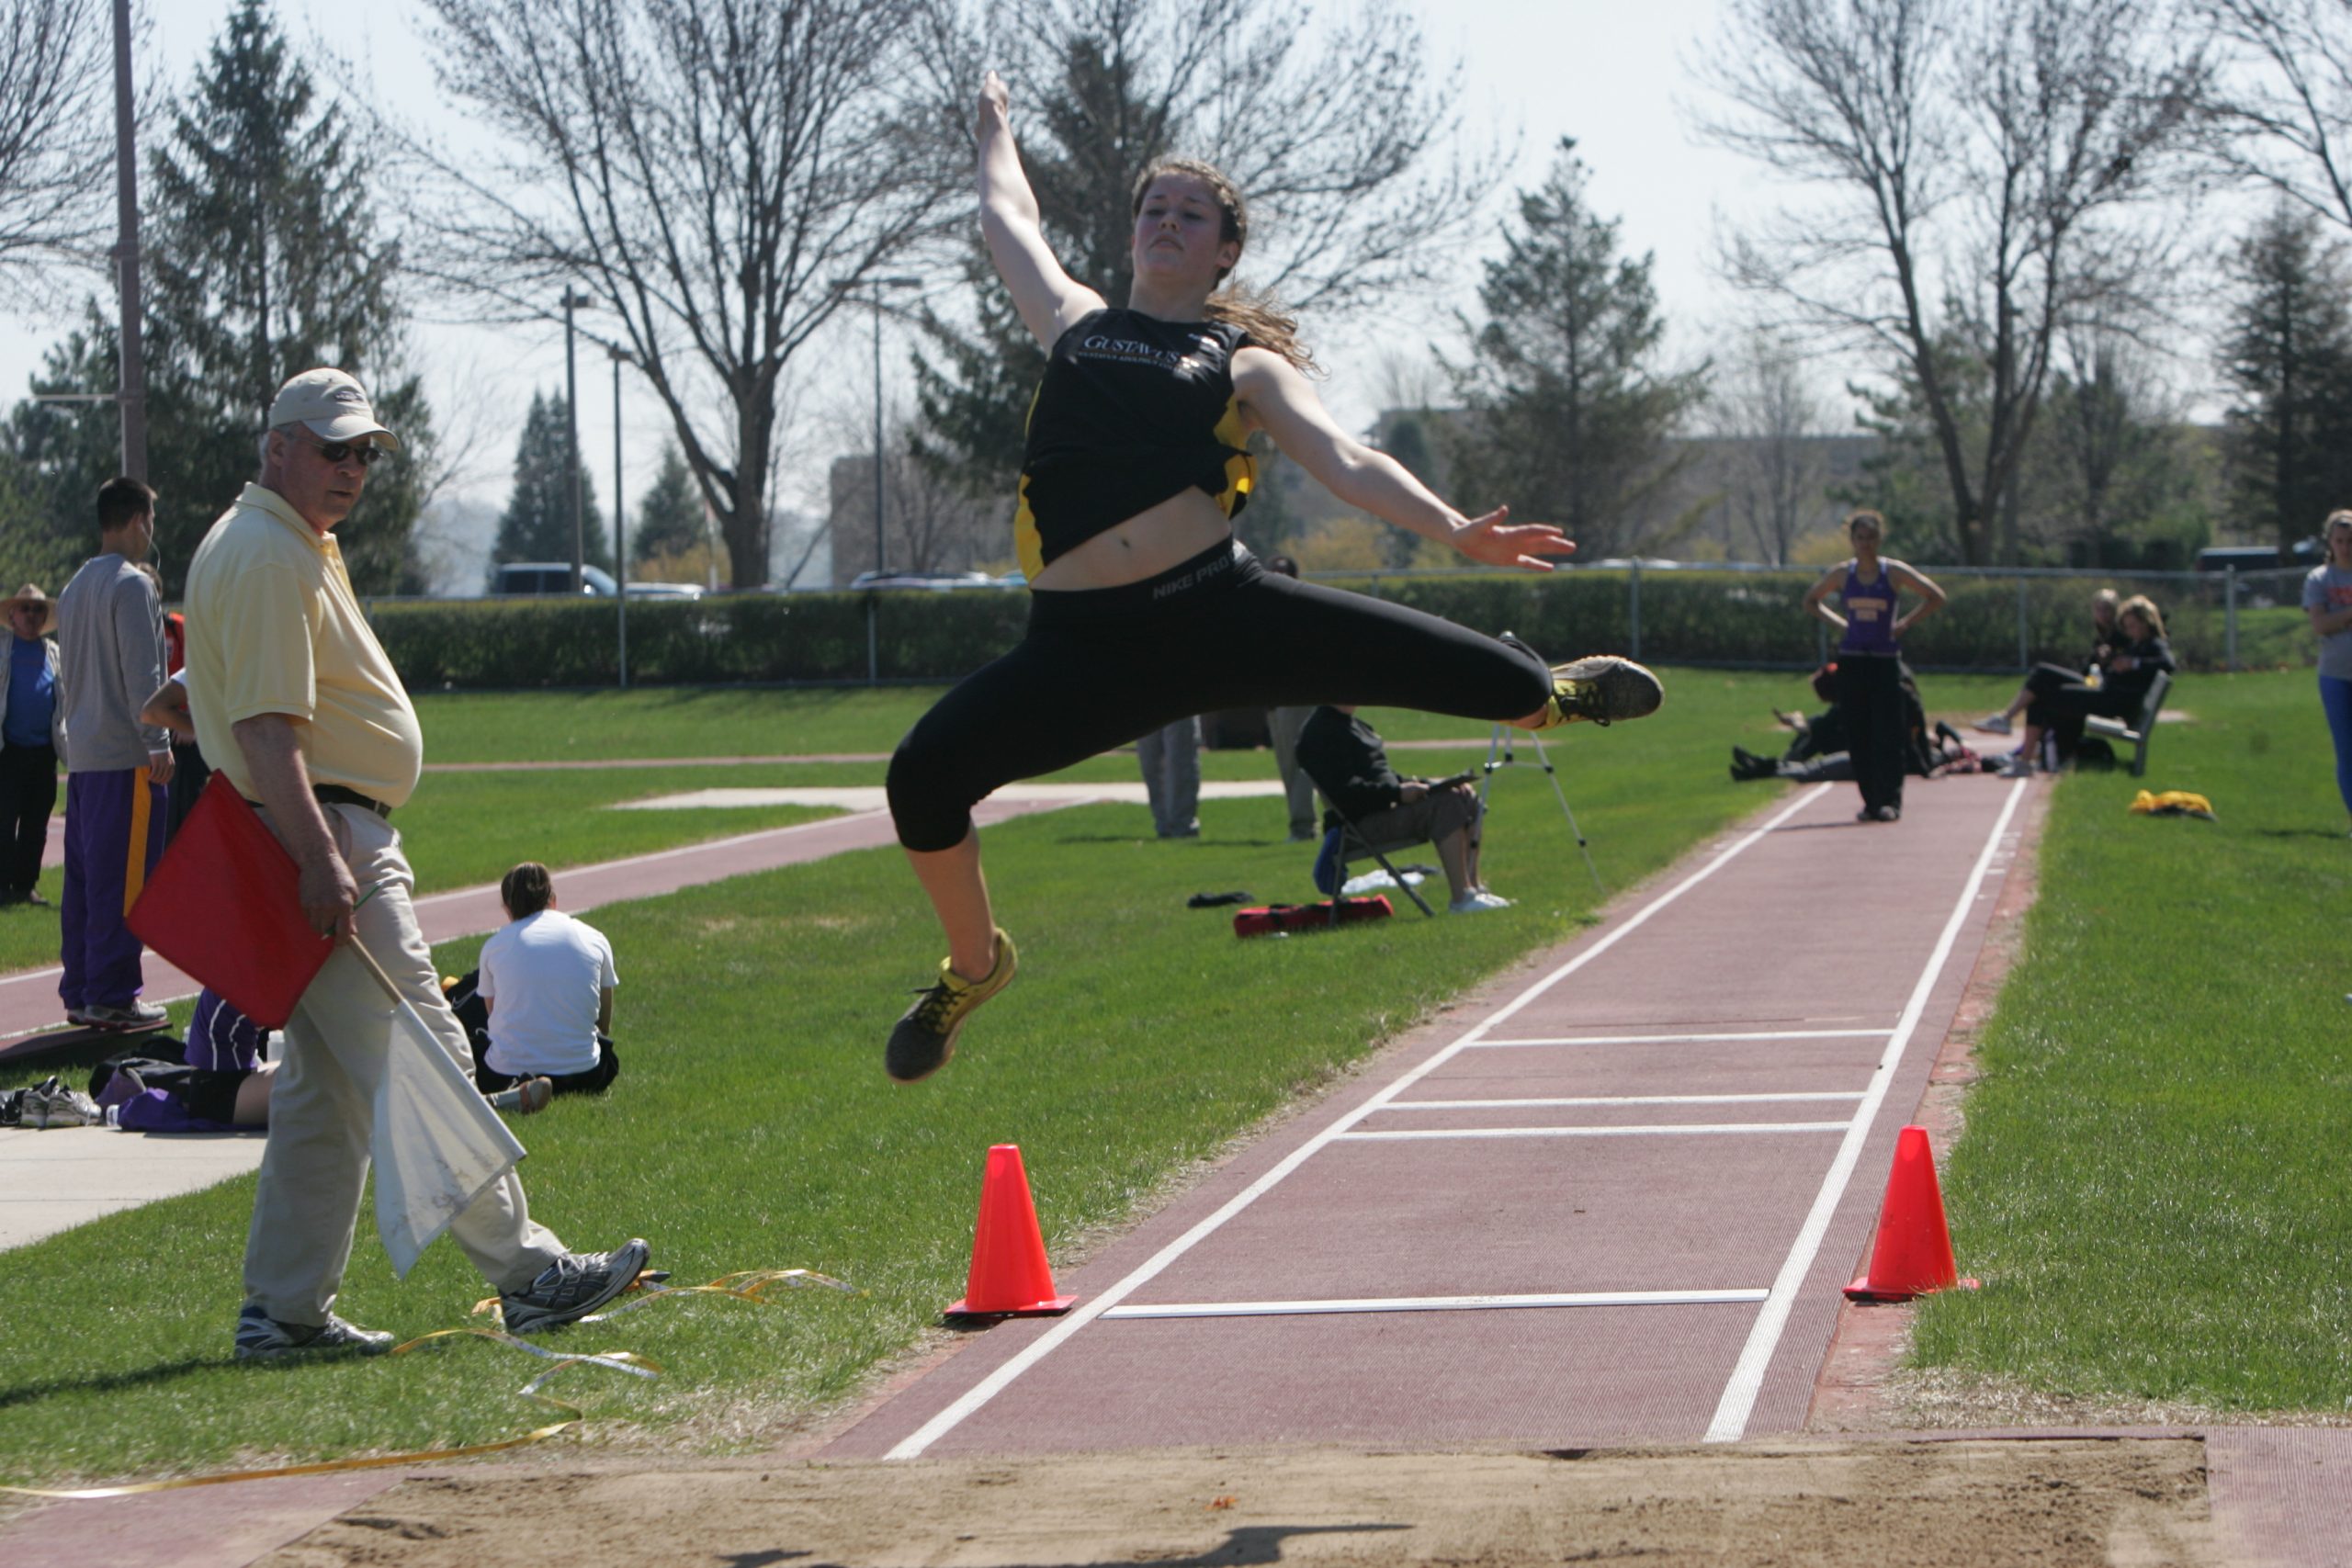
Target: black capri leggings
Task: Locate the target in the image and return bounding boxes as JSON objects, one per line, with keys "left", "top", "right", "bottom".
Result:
{"left": 888, "top": 540, "right": 1552, "bottom": 852}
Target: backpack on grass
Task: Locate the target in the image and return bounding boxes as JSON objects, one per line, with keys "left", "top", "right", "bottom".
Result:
{"left": 1233, "top": 896, "right": 1394, "bottom": 937}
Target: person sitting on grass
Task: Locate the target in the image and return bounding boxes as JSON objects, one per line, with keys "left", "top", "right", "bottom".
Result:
{"left": 468, "top": 862, "right": 620, "bottom": 1099}
{"left": 1997, "top": 594, "right": 2175, "bottom": 776}
{"left": 91, "top": 1030, "right": 550, "bottom": 1133}
{"left": 1296, "top": 704, "right": 1508, "bottom": 914}
{"left": 1736, "top": 664, "right": 1932, "bottom": 782}
{"left": 1976, "top": 587, "right": 2120, "bottom": 738}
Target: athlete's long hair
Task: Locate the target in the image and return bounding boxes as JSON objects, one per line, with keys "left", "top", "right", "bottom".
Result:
{"left": 1132, "top": 157, "right": 1317, "bottom": 373}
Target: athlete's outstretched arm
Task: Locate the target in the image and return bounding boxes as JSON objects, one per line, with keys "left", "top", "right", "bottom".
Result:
{"left": 977, "top": 71, "right": 1105, "bottom": 350}
{"left": 1233, "top": 347, "right": 1575, "bottom": 571}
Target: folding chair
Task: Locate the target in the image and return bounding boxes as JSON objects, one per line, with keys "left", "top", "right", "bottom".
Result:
{"left": 1309, "top": 804, "right": 1442, "bottom": 919}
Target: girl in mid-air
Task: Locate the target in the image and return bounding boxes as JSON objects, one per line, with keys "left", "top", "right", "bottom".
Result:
{"left": 879, "top": 72, "right": 1663, "bottom": 1082}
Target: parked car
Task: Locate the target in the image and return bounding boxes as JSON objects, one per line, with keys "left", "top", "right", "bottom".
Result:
{"left": 846, "top": 570, "right": 1014, "bottom": 591}
{"left": 492, "top": 562, "right": 703, "bottom": 599}
{"left": 2194, "top": 540, "right": 2321, "bottom": 573}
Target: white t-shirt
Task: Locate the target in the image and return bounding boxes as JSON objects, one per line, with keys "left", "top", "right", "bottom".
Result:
{"left": 478, "top": 908, "right": 617, "bottom": 1077}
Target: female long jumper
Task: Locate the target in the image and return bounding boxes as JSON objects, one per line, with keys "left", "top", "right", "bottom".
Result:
{"left": 878, "top": 73, "right": 1665, "bottom": 1082}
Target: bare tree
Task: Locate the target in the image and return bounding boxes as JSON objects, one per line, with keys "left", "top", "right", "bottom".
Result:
{"left": 1696, "top": 0, "right": 2206, "bottom": 564}
{"left": 906, "top": 0, "right": 1508, "bottom": 502}
{"left": 1712, "top": 329, "right": 1827, "bottom": 564}
{"left": 399, "top": 0, "right": 962, "bottom": 588}
{"left": 829, "top": 406, "right": 1001, "bottom": 581}
{"left": 2196, "top": 0, "right": 2352, "bottom": 231}
{"left": 0, "top": 0, "right": 112, "bottom": 301}
{"left": 923, "top": 0, "right": 1504, "bottom": 310}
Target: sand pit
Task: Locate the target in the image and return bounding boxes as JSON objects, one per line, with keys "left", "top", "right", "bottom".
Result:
{"left": 261, "top": 1438, "right": 2215, "bottom": 1567}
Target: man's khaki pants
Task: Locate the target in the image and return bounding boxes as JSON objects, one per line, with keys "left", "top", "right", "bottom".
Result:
{"left": 244, "top": 805, "right": 566, "bottom": 1326}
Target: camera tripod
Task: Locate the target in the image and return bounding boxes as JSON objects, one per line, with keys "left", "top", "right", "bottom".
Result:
{"left": 1476, "top": 724, "right": 1604, "bottom": 895}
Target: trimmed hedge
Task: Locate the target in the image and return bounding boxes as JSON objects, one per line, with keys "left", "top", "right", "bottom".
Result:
{"left": 365, "top": 570, "right": 2314, "bottom": 691}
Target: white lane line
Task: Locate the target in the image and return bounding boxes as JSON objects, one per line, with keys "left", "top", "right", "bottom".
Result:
{"left": 1471, "top": 1028, "right": 1892, "bottom": 1048}
{"left": 1335, "top": 1122, "right": 1849, "bottom": 1141}
{"left": 1385, "top": 1093, "right": 1866, "bottom": 1110}
{"left": 1703, "top": 780, "right": 2029, "bottom": 1444}
{"left": 881, "top": 784, "right": 1835, "bottom": 1461}
{"left": 1101, "top": 1289, "right": 1770, "bottom": 1321}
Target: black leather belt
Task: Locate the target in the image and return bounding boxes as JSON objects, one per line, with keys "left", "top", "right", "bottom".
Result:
{"left": 312, "top": 784, "right": 391, "bottom": 818}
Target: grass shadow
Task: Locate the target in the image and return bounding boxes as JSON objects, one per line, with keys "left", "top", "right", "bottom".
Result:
{"left": 0, "top": 1356, "right": 221, "bottom": 1410}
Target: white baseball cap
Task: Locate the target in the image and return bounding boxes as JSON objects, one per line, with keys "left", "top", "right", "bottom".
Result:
{"left": 266, "top": 367, "right": 401, "bottom": 451}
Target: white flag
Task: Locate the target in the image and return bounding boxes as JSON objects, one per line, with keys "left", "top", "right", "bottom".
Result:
{"left": 368, "top": 983, "right": 526, "bottom": 1279}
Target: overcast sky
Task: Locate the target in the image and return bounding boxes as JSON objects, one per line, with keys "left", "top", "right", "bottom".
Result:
{"left": 0, "top": 0, "right": 1976, "bottom": 525}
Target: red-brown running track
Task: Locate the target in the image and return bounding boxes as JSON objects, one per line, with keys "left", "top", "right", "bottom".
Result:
{"left": 15, "top": 773, "right": 2352, "bottom": 1564}
{"left": 817, "top": 777, "right": 2034, "bottom": 1459}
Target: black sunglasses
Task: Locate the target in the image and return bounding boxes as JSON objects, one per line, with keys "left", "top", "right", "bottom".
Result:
{"left": 288, "top": 430, "right": 388, "bottom": 467}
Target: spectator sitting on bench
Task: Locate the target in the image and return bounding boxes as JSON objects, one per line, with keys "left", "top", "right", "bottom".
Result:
{"left": 1977, "top": 587, "right": 2120, "bottom": 738}
{"left": 1999, "top": 594, "right": 2175, "bottom": 776}
{"left": 1295, "top": 704, "right": 1508, "bottom": 914}
{"left": 463, "top": 863, "right": 621, "bottom": 1097}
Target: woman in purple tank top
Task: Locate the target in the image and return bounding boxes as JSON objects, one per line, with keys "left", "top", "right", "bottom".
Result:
{"left": 1800, "top": 511, "right": 1945, "bottom": 822}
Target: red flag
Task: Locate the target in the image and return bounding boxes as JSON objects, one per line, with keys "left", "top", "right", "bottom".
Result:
{"left": 128, "top": 773, "right": 335, "bottom": 1029}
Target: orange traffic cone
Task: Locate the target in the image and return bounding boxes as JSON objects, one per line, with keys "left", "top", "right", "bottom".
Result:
{"left": 1844, "top": 1124, "right": 1981, "bottom": 1303}
{"left": 945, "top": 1144, "right": 1078, "bottom": 1317}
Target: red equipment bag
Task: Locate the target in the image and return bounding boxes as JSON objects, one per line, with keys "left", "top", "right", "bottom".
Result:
{"left": 1232, "top": 896, "right": 1393, "bottom": 937}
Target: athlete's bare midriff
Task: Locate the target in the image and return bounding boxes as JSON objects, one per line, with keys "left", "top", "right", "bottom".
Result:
{"left": 1028, "top": 486, "right": 1237, "bottom": 592}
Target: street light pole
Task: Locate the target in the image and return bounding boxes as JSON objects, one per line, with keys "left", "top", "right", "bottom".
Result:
{"left": 111, "top": 0, "right": 145, "bottom": 480}
{"left": 838, "top": 276, "right": 921, "bottom": 684}
{"left": 611, "top": 344, "right": 627, "bottom": 690}
{"left": 560, "top": 288, "right": 594, "bottom": 592}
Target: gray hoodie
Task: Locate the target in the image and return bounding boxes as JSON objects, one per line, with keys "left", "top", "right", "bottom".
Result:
{"left": 54, "top": 553, "right": 167, "bottom": 773}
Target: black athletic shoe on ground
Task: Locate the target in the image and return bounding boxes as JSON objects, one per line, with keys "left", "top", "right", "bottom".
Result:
{"left": 500, "top": 1238, "right": 652, "bottom": 1334}
{"left": 886, "top": 927, "right": 1017, "bottom": 1083}
{"left": 234, "top": 1303, "right": 395, "bottom": 1361}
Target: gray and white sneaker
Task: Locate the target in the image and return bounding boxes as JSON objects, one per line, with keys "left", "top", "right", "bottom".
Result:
{"left": 500, "top": 1238, "right": 651, "bottom": 1334}
{"left": 1447, "top": 890, "right": 1514, "bottom": 914}
{"left": 79, "top": 999, "right": 166, "bottom": 1031}
{"left": 23, "top": 1076, "right": 103, "bottom": 1128}
{"left": 234, "top": 1302, "right": 395, "bottom": 1361}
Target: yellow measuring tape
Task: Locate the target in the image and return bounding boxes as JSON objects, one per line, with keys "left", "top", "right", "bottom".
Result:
{"left": 1, "top": 1268, "right": 855, "bottom": 1501}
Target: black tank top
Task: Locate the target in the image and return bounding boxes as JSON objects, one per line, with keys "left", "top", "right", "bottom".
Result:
{"left": 1015, "top": 308, "right": 1254, "bottom": 578}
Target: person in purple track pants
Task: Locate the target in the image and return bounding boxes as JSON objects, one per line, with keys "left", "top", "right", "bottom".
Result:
{"left": 53, "top": 476, "right": 175, "bottom": 1031}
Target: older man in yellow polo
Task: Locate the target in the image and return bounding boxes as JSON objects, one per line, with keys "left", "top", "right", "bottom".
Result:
{"left": 183, "top": 367, "right": 650, "bottom": 1359}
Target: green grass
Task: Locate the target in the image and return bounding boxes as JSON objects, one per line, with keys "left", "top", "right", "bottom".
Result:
{"left": 406, "top": 686, "right": 948, "bottom": 762}
{"left": 0, "top": 768, "right": 838, "bottom": 981}
{"left": 0, "top": 670, "right": 1860, "bottom": 1487}
{"left": 1914, "top": 668, "right": 2352, "bottom": 1411}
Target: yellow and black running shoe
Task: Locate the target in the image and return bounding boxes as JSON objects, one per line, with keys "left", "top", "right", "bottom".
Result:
{"left": 886, "top": 927, "right": 1018, "bottom": 1083}
{"left": 1536, "top": 654, "right": 1664, "bottom": 728}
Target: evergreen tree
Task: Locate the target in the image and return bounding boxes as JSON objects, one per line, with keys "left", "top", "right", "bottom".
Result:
{"left": 2221, "top": 206, "right": 2352, "bottom": 554}
{"left": 3, "top": 0, "right": 434, "bottom": 594}
{"left": 1443, "top": 141, "right": 1707, "bottom": 558}
{"left": 491, "top": 391, "right": 608, "bottom": 576}
{"left": 630, "top": 442, "right": 706, "bottom": 564}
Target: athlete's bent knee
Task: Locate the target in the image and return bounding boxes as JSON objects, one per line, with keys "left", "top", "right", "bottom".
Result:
{"left": 887, "top": 735, "right": 975, "bottom": 854}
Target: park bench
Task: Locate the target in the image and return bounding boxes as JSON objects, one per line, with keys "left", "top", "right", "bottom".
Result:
{"left": 2085, "top": 668, "right": 2172, "bottom": 778}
